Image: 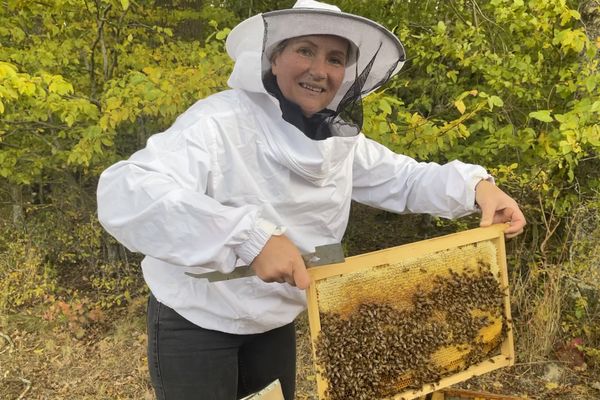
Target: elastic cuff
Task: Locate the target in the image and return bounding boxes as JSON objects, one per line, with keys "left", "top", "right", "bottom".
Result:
{"left": 235, "top": 218, "right": 285, "bottom": 265}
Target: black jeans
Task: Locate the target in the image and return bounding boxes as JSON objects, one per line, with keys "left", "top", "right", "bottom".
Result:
{"left": 146, "top": 294, "right": 296, "bottom": 400}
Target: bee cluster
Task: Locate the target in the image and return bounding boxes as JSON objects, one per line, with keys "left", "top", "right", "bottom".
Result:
{"left": 315, "top": 261, "right": 507, "bottom": 400}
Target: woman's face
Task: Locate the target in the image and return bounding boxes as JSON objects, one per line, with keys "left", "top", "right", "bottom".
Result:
{"left": 271, "top": 35, "right": 348, "bottom": 117}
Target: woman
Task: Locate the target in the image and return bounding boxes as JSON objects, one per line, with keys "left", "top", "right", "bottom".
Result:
{"left": 97, "top": 1, "right": 526, "bottom": 399}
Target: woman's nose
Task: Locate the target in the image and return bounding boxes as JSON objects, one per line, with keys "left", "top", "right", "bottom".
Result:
{"left": 308, "top": 57, "right": 328, "bottom": 79}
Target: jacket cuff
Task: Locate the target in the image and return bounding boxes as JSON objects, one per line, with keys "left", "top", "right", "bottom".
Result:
{"left": 235, "top": 218, "right": 285, "bottom": 265}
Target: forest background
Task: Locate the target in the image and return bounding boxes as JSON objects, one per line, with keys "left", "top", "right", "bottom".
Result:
{"left": 0, "top": 0, "right": 599, "bottom": 399}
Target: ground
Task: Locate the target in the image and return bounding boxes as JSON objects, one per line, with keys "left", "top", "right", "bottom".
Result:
{"left": 2, "top": 307, "right": 599, "bottom": 399}
{"left": 1, "top": 203, "right": 599, "bottom": 399}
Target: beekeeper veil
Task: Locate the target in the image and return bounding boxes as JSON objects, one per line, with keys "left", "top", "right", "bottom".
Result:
{"left": 226, "top": 0, "right": 406, "bottom": 138}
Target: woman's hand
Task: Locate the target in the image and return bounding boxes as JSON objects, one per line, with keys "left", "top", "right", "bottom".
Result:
{"left": 475, "top": 180, "right": 526, "bottom": 238}
{"left": 250, "top": 235, "right": 311, "bottom": 289}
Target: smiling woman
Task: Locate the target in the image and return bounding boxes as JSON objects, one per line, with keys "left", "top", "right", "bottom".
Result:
{"left": 271, "top": 35, "right": 348, "bottom": 117}
{"left": 96, "top": 0, "right": 526, "bottom": 399}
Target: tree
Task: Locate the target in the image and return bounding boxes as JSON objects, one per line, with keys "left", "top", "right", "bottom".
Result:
{"left": 0, "top": 0, "right": 234, "bottom": 219}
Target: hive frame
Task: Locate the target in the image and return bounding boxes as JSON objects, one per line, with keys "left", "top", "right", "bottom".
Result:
{"left": 306, "top": 224, "right": 514, "bottom": 400}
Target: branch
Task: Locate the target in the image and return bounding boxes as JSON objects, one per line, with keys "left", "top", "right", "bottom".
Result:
{"left": 470, "top": 0, "right": 509, "bottom": 53}
{"left": 538, "top": 192, "right": 561, "bottom": 262}
{"left": 16, "top": 377, "right": 31, "bottom": 400}
{"left": 0, "top": 331, "right": 14, "bottom": 354}
{"left": 8, "top": 120, "right": 68, "bottom": 130}
{"left": 89, "top": 1, "right": 112, "bottom": 97}
{"left": 447, "top": 0, "right": 469, "bottom": 26}
{"left": 107, "top": 5, "right": 130, "bottom": 80}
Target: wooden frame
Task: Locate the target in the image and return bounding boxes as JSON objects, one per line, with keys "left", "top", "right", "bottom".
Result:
{"left": 306, "top": 224, "right": 514, "bottom": 400}
{"left": 433, "top": 388, "right": 526, "bottom": 399}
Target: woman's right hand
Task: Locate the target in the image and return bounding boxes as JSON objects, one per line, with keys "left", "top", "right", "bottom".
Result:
{"left": 250, "top": 235, "right": 311, "bottom": 289}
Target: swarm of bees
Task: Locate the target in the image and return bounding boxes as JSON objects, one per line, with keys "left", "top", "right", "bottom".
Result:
{"left": 315, "top": 261, "right": 508, "bottom": 400}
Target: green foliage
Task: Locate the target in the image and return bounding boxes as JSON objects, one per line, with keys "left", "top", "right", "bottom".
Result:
{"left": 347, "top": 0, "right": 600, "bottom": 276}
{"left": 0, "top": 0, "right": 234, "bottom": 185}
{"left": 0, "top": 1, "right": 237, "bottom": 315}
{"left": 20, "top": 201, "right": 146, "bottom": 309}
{"left": 559, "top": 201, "right": 600, "bottom": 356}
{"left": 0, "top": 233, "right": 57, "bottom": 312}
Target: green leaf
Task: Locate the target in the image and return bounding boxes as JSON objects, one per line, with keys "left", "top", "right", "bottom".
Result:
{"left": 215, "top": 28, "right": 231, "bottom": 41}
{"left": 559, "top": 140, "right": 573, "bottom": 155}
{"left": 48, "top": 77, "right": 73, "bottom": 95}
{"left": 446, "top": 70, "right": 458, "bottom": 83}
{"left": 529, "top": 110, "right": 553, "bottom": 122}
{"left": 120, "top": 0, "right": 130, "bottom": 11}
{"left": 0, "top": 62, "right": 18, "bottom": 78}
{"left": 379, "top": 99, "right": 392, "bottom": 115}
{"left": 436, "top": 21, "right": 446, "bottom": 34}
{"left": 490, "top": 96, "right": 504, "bottom": 107}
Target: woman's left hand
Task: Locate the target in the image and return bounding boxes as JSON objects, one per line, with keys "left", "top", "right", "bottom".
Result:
{"left": 475, "top": 180, "right": 526, "bottom": 239}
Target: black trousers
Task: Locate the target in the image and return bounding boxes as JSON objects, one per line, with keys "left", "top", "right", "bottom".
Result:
{"left": 146, "top": 293, "right": 296, "bottom": 400}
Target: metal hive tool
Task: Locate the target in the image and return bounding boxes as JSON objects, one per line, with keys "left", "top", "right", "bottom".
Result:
{"left": 306, "top": 224, "right": 514, "bottom": 400}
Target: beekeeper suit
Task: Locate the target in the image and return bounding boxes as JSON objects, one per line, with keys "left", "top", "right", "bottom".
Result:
{"left": 97, "top": 1, "right": 524, "bottom": 399}
{"left": 97, "top": 5, "right": 490, "bottom": 335}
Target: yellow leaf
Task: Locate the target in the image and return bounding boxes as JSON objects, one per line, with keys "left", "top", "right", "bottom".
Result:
{"left": 120, "top": 0, "right": 129, "bottom": 10}
{"left": 106, "top": 97, "right": 122, "bottom": 111}
{"left": 454, "top": 99, "right": 466, "bottom": 115}
{"left": 48, "top": 76, "right": 73, "bottom": 95}
{"left": 0, "top": 62, "right": 17, "bottom": 78}
{"left": 545, "top": 381, "right": 560, "bottom": 390}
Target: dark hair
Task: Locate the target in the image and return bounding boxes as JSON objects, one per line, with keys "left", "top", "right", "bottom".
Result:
{"left": 269, "top": 39, "right": 289, "bottom": 63}
{"left": 268, "top": 36, "right": 352, "bottom": 64}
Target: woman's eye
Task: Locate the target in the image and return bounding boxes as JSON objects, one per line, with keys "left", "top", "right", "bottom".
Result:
{"left": 329, "top": 58, "right": 344, "bottom": 66}
{"left": 297, "top": 47, "right": 313, "bottom": 56}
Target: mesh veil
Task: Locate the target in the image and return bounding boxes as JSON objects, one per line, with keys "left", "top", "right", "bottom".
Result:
{"left": 261, "top": 9, "right": 404, "bottom": 138}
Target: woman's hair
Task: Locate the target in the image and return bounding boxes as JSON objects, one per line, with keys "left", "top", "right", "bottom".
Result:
{"left": 269, "top": 39, "right": 289, "bottom": 63}
{"left": 268, "top": 36, "right": 352, "bottom": 64}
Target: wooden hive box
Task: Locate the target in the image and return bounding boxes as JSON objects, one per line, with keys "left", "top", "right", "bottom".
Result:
{"left": 306, "top": 224, "right": 515, "bottom": 400}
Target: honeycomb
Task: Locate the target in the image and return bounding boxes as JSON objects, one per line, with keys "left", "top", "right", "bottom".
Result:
{"left": 306, "top": 225, "right": 514, "bottom": 400}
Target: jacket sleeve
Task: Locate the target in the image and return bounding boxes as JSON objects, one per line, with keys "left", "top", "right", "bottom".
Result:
{"left": 96, "top": 120, "right": 272, "bottom": 270}
{"left": 352, "top": 135, "right": 491, "bottom": 219}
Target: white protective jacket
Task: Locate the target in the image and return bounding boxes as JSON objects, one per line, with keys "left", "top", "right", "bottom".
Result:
{"left": 97, "top": 28, "right": 490, "bottom": 336}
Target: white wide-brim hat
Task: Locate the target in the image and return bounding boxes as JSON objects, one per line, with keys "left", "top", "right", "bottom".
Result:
{"left": 226, "top": 0, "right": 406, "bottom": 110}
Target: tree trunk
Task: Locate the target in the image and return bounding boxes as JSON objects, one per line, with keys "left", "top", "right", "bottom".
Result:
{"left": 11, "top": 184, "right": 24, "bottom": 226}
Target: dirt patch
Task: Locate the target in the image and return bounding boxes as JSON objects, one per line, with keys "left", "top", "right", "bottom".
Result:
{"left": 0, "top": 298, "right": 153, "bottom": 400}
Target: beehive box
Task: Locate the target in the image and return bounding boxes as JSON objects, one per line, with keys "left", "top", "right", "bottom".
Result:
{"left": 306, "top": 224, "right": 514, "bottom": 400}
